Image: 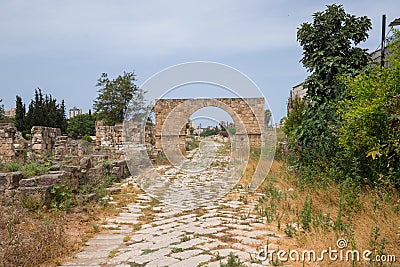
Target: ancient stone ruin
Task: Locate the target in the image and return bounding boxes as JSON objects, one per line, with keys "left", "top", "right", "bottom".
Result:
{"left": 0, "top": 122, "right": 132, "bottom": 205}
{"left": 0, "top": 123, "right": 16, "bottom": 162}
{"left": 31, "top": 126, "right": 61, "bottom": 157}
{"left": 95, "top": 121, "right": 124, "bottom": 150}
{"left": 154, "top": 98, "right": 266, "bottom": 153}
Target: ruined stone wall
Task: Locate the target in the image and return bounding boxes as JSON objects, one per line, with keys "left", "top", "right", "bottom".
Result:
{"left": 154, "top": 98, "right": 265, "bottom": 153}
{"left": 0, "top": 123, "right": 16, "bottom": 162}
{"left": 54, "top": 136, "right": 91, "bottom": 160}
{"left": 95, "top": 121, "right": 124, "bottom": 150}
{"left": 31, "top": 126, "right": 61, "bottom": 157}
{"left": 0, "top": 158, "right": 130, "bottom": 205}
{"left": 95, "top": 121, "right": 153, "bottom": 150}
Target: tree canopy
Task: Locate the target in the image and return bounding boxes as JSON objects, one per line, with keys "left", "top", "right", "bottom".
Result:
{"left": 15, "top": 89, "right": 67, "bottom": 134}
{"left": 66, "top": 112, "right": 96, "bottom": 139}
{"left": 93, "top": 71, "right": 143, "bottom": 125}
{"left": 297, "top": 4, "right": 371, "bottom": 102}
{"left": 285, "top": 4, "right": 372, "bottom": 171}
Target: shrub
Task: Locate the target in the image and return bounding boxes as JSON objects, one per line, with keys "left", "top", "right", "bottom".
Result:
{"left": 4, "top": 162, "right": 21, "bottom": 172}
{"left": 82, "top": 135, "right": 93, "bottom": 142}
{"left": 50, "top": 183, "right": 74, "bottom": 211}
{"left": 220, "top": 252, "right": 245, "bottom": 267}
{"left": 20, "top": 162, "right": 50, "bottom": 177}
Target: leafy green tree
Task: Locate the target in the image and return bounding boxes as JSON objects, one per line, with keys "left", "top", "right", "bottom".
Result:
{"left": 283, "top": 96, "right": 306, "bottom": 138}
{"left": 337, "top": 30, "right": 400, "bottom": 187}
{"left": 288, "top": 4, "right": 371, "bottom": 171}
{"left": 297, "top": 4, "right": 371, "bottom": 102}
{"left": 93, "top": 71, "right": 143, "bottom": 125}
{"left": 66, "top": 113, "right": 96, "bottom": 139}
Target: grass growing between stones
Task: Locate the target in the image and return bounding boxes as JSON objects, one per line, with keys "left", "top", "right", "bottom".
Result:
{"left": 219, "top": 252, "right": 245, "bottom": 267}
{"left": 108, "top": 249, "right": 119, "bottom": 258}
{"left": 0, "top": 161, "right": 51, "bottom": 177}
{"left": 256, "top": 161, "right": 400, "bottom": 266}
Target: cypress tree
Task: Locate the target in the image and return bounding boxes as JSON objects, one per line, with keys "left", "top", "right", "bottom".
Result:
{"left": 15, "top": 96, "right": 26, "bottom": 132}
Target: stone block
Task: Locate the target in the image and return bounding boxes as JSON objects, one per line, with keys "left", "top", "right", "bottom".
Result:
{"left": 19, "top": 171, "right": 76, "bottom": 188}
{"left": 79, "top": 156, "right": 92, "bottom": 169}
{"left": 0, "top": 172, "right": 23, "bottom": 189}
{"left": 0, "top": 173, "right": 7, "bottom": 189}
{"left": 61, "top": 165, "right": 82, "bottom": 178}
{"left": 7, "top": 171, "right": 23, "bottom": 189}
{"left": 17, "top": 186, "right": 52, "bottom": 206}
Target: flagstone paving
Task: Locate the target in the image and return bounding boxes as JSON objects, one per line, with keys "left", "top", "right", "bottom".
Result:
{"left": 62, "top": 191, "right": 285, "bottom": 267}
{"left": 61, "top": 141, "right": 285, "bottom": 267}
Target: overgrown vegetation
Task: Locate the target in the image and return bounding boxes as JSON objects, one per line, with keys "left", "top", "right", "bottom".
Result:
{"left": 284, "top": 4, "right": 372, "bottom": 186}
{"left": 0, "top": 201, "right": 68, "bottom": 266}
{"left": 0, "top": 170, "right": 138, "bottom": 266}
{"left": 0, "top": 161, "right": 50, "bottom": 177}
{"left": 283, "top": 5, "right": 399, "bottom": 193}
{"left": 337, "top": 29, "right": 400, "bottom": 188}
{"left": 220, "top": 252, "right": 245, "bottom": 267}
{"left": 257, "top": 161, "right": 400, "bottom": 266}
{"left": 268, "top": 4, "right": 400, "bottom": 266}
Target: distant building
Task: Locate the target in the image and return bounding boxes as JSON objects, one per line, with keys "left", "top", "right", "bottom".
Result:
{"left": 68, "top": 107, "right": 82, "bottom": 119}
{"left": 186, "top": 121, "right": 195, "bottom": 135}
{"left": 370, "top": 47, "right": 390, "bottom": 68}
{"left": 193, "top": 126, "right": 204, "bottom": 136}
{"left": 4, "top": 108, "right": 16, "bottom": 118}
{"left": 290, "top": 83, "right": 307, "bottom": 100}
{"left": 287, "top": 83, "right": 307, "bottom": 114}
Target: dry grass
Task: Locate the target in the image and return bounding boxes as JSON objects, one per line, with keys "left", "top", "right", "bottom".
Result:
{"left": 0, "top": 181, "right": 141, "bottom": 267}
{"left": 0, "top": 202, "right": 70, "bottom": 267}
{"left": 256, "top": 161, "right": 400, "bottom": 266}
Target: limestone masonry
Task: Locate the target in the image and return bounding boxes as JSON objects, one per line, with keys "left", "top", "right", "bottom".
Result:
{"left": 154, "top": 98, "right": 266, "bottom": 153}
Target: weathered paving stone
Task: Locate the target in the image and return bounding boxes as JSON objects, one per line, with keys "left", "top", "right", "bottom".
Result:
{"left": 231, "top": 242, "right": 256, "bottom": 252}
{"left": 61, "top": 141, "right": 284, "bottom": 267}
{"left": 206, "top": 261, "right": 221, "bottom": 267}
{"left": 176, "top": 237, "right": 210, "bottom": 249}
{"left": 169, "top": 254, "right": 213, "bottom": 267}
{"left": 234, "top": 236, "right": 263, "bottom": 246}
{"left": 196, "top": 240, "right": 228, "bottom": 250}
{"left": 108, "top": 249, "right": 143, "bottom": 264}
{"left": 128, "top": 247, "right": 171, "bottom": 265}
{"left": 170, "top": 249, "right": 203, "bottom": 259}
{"left": 145, "top": 256, "right": 180, "bottom": 267}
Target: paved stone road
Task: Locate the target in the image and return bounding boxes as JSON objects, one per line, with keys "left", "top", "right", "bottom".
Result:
{"left": 62, "top": 141, "right": 283, "bottom": 267}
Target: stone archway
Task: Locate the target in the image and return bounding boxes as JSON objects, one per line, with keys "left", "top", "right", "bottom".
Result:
{"left": 154, "top": 98, "right": 265, "bottom": 154}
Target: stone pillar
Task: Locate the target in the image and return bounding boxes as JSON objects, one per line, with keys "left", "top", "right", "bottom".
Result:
{"left": 31, "top": 126, "right": 61, "bottom": 157}
{"left": 0, "top": 123, "right": 16, "bottom": 162}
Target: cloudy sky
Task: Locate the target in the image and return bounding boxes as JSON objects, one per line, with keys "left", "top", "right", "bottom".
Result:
{"left": 1, "top": 0, "right": 399, "bottom": 123}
